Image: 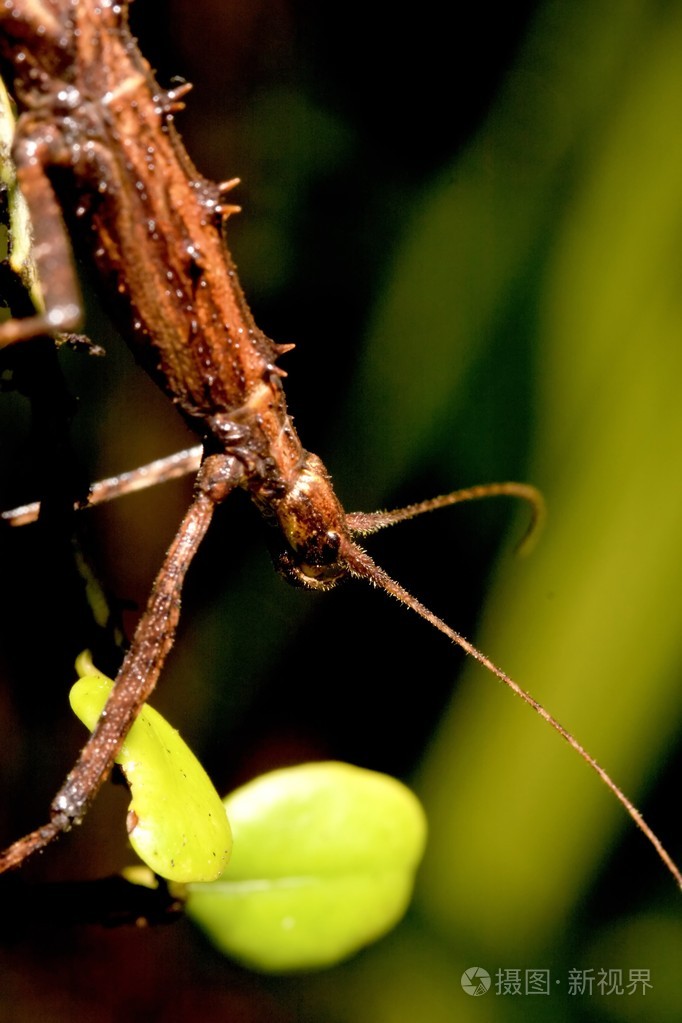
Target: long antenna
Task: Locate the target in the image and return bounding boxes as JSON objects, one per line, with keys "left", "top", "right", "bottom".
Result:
{"left": 342, "top": 535, "right": 682, "bottom": 889}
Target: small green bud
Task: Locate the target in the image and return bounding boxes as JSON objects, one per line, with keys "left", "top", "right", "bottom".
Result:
{"left": 70, "top": 654, "right": 232, "bottom": 883}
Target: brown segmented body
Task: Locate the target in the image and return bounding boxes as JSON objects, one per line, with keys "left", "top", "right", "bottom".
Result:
{"left": 0, "top": 0, "right": 313, "bottom": 515}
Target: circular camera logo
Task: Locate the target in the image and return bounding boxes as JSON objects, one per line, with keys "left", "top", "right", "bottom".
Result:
{"left": 461, "top": 966, "right": 491, "bottom": 996}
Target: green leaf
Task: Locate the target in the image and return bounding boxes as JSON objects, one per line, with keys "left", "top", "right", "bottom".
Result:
{"left": 70, "top": 654, "right": 232, "bottom": 884}
{"left": 185, "top": 761, "right": 427, "bottom": 972}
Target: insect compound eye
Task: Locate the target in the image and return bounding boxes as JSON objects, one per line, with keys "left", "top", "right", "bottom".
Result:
{"left": 272, "top": 530, "right": 346, "bottom": 591}
{"left": 316, "top": 529, "right": 341, "bottom": 566}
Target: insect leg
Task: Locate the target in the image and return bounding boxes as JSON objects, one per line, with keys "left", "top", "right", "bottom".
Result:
{"left": 1, "top": 445, "right": 204, "bottom": 526}
{"left": 0, "top": 452, "right": 243, "bottom": 872}
{"left": 0, "top": 128, "right": 83, "bottom": 347}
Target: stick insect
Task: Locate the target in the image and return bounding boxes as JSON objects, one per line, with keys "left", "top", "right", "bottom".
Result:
{"left": 0, "top": 0, "right": 679, "bottom": 889}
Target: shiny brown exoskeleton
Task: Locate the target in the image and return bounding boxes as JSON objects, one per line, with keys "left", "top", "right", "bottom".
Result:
{"left": 0, "top": 1, "right": 677, "bottom": 887}
{"left": 0, "top": 0, "right": 349, "bottom": 588}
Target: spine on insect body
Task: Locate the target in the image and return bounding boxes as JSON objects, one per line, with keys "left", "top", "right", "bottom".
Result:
{"left": 0, "top": 0, "right": 360, "bottom": 590}
{"left": 0, "top": 0, "right": 307, "bottom": 494}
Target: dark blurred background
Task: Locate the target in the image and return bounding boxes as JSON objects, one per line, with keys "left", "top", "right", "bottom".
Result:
{"left": 1, "top": 1, "right": 682, "bottom": 1020}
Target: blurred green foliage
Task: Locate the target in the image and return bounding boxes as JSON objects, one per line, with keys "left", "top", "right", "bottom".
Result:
{"left": 328, "top": 2, "right": 682, "bottom": 1020}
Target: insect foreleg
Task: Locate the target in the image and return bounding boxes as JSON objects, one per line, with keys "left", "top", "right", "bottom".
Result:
{"left": 0, "top": 452, "right": 243, "bottom": 872}
{"left": 1, "top": 446, "right": 205, "bottom": 526}
{"left": 0, "top": 127, "right": 83, "bottom": 347}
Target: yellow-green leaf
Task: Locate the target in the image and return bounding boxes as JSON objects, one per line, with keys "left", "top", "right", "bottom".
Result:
{"left": 185, "top": 761, "right": 427, "bottom": 972}
{"left": 70, "top": 655, "right": 232, "bottom": 883}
